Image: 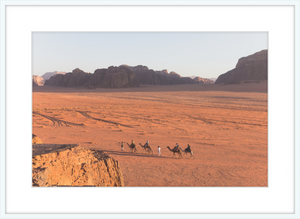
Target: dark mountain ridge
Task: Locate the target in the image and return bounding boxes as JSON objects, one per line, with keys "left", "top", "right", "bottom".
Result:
{"left": 215, "top": 50, "right": 268, "bottom": 84}
{"left": 43, "top": 65, "right": 214, "bottom": 88}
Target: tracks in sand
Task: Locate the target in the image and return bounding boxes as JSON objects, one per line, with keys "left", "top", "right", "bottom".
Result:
{"left": 33, "top": 111, "right": 85, "bottom": 127}
{"left": 76, "top": 111, "right": 133, "bottom": 128}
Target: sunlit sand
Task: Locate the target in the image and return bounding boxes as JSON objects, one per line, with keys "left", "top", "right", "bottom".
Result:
{"left": 33, "top": 82, "right": 267, "bottom": 186}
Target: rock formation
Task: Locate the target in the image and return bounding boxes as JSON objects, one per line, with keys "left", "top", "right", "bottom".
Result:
{"left": 32, "top": 144, "right": 124, "bottom": 187}
{"left": 43, "top": 65, "right": 215, "bottom": 88}
{"left": 41, "top": 71, "right": 66, "bottom": 81}
{"left": 32, "top": 134, "right": 43, "bottom": 144}
{"left": 45, "top": 68, "right": 91, "bottom": 87}
{"left": 126, "top": 65, "right": 196, "bottom": 85}
{"left": 45, "top": 66, "right": 139, "bottom": 88}
{"left": 84, "top": 65, "right": 139, "bottom": 88}
{"left": 32, "top": 75, "right": 44, "bottom": 86}
{"left": 126, "top": 65, "right": 214, "bottom": 85}
{"left": 192, "top": 77, "right": 214, "bottom": 84}
{"left": 215, "top": 50, "right": 268, "bottom": 84}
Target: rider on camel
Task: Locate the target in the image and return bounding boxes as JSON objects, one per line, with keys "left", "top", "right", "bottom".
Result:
{"left": 144, "top": 140, "right": 149, "bottom": 148}
{"left": 131, "top": 139, "right": 135, "bottom": 147}
{"left": 175, "top": 143, "right": 179, "bottom": 151}
{"left": 186, "top": 144, "right": 191, "bottom": 152}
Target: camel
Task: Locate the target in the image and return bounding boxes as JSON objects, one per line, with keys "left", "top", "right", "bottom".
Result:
{"left": 179, "top": 146, "right": 195, "bottom": 159}
{"left": 139, "top": 143, "right": 153, "bottom": 155}
{"left": 166, "top": 146, "right": 183, "bottom": 158}
{"left": 126, "top": 142, "right": 138, "bottom": 153}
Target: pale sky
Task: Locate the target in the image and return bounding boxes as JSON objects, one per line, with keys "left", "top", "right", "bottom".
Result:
{"left": 32, "top": 32, "right": 267, "bottom": 78}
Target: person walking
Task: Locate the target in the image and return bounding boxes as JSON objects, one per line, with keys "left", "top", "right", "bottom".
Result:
{"left": 121, "top": 142, "right": 124, "bottom": 151}
{"left": 157, "top": 146, "right": 161, "bottom": 156}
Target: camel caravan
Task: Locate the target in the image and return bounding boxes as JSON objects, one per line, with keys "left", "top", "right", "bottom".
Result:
{"left": 120, "top": 140, "right": 194, "bottom": 159}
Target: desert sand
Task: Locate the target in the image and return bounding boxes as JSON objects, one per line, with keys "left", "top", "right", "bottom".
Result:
{"left": 32, "top": 81, "right": 268, "bottom": 187}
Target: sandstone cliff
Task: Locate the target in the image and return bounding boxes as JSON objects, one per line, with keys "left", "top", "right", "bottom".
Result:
{"left": 127, "top": 65, "right": 195, "bottom": 85}
{"left": 32, "top": 75, "right": 45, "bottom": 86}
{"left": 84, "top": 65, "right": 139, "bottom": 88}
{"left": 215, "top": 50, "right": 268, "bottom": 84}
{"left": 32, "top": 144, "right": 124, "bottom": 187}
{"left": 45, "top": 66, "right": 139, "bottom": 88}
{"left": 43, "top": 64, "right": 215, "bottom": 88}
{"left": 45, "top": 68, "right": 91, "bottom": 87}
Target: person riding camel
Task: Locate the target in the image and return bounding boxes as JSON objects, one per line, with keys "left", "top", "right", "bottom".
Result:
{"left": 186, "top": 144, "right": 191, "bottom": 152}
{"left": 144, "top": 140, "right": 149, "bottom": 148}
{"left": 131, "top": 139, "right": 135, "bottom": 147}
{"left": 175, "top": 143, "right": 179, "bottom": 151}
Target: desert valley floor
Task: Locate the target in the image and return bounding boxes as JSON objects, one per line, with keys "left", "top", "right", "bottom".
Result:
{"left": 32, "top": 82, "right": 268, "bottom": 187}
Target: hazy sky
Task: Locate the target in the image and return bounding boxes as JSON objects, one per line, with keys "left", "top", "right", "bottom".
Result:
{"left": 32, "top": 32, "right": 267, "bottom": 78}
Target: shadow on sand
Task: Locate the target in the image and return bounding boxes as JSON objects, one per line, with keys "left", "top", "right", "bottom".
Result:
{"left": 97, "top": 149, "right": 172, "bottom": 159}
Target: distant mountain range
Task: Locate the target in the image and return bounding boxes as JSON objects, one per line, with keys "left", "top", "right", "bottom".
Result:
{"left": 35, "top": 65, "right": 214, "bottom": 88}
{"left": 33, "top": 50, "right": 268, "bottom": 88}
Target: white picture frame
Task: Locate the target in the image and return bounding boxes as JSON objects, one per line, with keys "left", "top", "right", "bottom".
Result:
{"left": 0, "top": 0, "right": 299, "bottom": 218}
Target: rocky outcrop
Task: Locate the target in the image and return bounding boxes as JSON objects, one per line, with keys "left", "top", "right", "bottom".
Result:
{"left": 32, "top": 134, "right": 43, "bottom": 144}
{"left": 41, "top": 71, "right": 66, "bottom": 81}
{"left": 215, "top": 50, "right": 268, "bottom": 84}
{"left": 43, "top": 64, "right": 216, "bottom": 88}
{"left": 45, "top": 66, "right": 139, "bottom": 88}
{"left": 45, "top": 68, "right": 91, "bottom": 87}
{"left": 32, "top": 75, "right": 44, "bottom": 86}
{"left": 84, "top": 65, "right": 139, "bottom": 88}
{"left": 32, "top": 144, "right": 124, "bottom": 187}
{"left": 193, "top": 77, "right": 214, "bottom": 84}
{"left": 126, "top": 65, "right": 195, "bottom": 85}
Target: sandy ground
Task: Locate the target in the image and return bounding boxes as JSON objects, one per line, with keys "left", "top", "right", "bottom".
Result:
{"left": 32, "top": 81, "right": 268, "bottom": 187}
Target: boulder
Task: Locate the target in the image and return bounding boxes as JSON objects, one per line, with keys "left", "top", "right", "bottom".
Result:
{"left": 215, "top": 50, "right": 268, "bottom": 84}
{"left": 32, "top": 144, "right": 124, "bottom": 187}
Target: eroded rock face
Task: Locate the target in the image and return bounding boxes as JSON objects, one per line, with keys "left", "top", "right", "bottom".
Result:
{"left": 85, "top": 65, "right": 139, "bottom": 88}
{"left": 41, "top": 71, "right": 66, "bottom": 81}
{"left": 45, "top": 66, "right": 139, "bottom": 88}
{"left": 215, "top": 50, "right": 268, "bottom": 84}
{"left": 127, "top": 65, "right": 195, "bottom": 85}
{"left": 45, "top": 68, "right": 92, "bottom": 87}
{"left": 32, "top": 134, "right": 43, "bottom": 144}
{"left": 32, "top": 144, "right": 124, "bottom": 187}
{"left": 32, "top": 75, "right": 45, "bottom": 86}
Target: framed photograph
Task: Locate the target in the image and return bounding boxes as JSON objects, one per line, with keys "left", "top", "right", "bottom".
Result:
{"left": 0, "top": 0, "right": 299, "bottom": 219}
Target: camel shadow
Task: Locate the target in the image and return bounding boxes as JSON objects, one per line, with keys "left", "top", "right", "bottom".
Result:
{"left": 98, "top": 149, "right": 171, "bottom": 159}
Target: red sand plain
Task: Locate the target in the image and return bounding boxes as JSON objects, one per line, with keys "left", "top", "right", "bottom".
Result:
{"left": 32, "top": 81, "right": 268, "bottom": 186}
